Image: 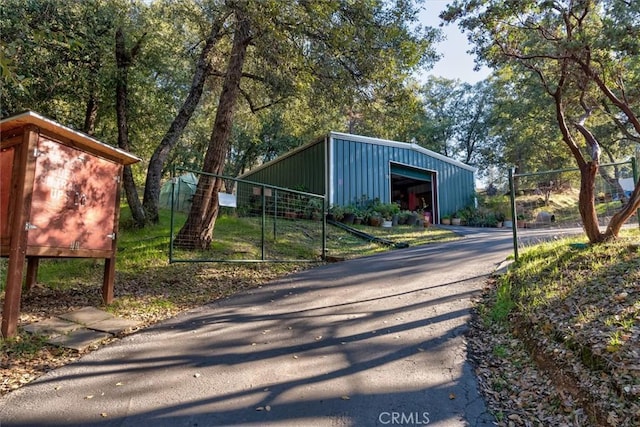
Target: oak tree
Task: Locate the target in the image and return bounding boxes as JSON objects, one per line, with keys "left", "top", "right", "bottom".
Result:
{"left": 444, "top": 0, "right": 640, "bottom": 242}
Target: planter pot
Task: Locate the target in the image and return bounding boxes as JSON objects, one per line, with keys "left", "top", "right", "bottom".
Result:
{"left": 354, "top": 217, "right": 363, "bottom": 225}
{"left": 391, "top": 214, "right": 399, "bottom": 226}
{"left": 517, "top": 220, "right": 526, "bottom": 228}
{"left": 496, "top": 221, "right": 503, "bottom": 228}
{"left": 382, "top": 220, "right": 393, "bottom": 228}
{"left": 342, "top": 213, "right": 355, "bottom": 224}
{"left": 423, "top": 212, "right": 432, "bottom": 225}
{"left": 451, "top": 218, "right": 461, "bottom": 225}
{"left": 504, "top": 220, "right": 513, "bottom": 228}
{"left": 369, "top": 217, "right": 382, "bottom": 227}
{"left": 441, "top": 218, "right": 451, "bottom": 225}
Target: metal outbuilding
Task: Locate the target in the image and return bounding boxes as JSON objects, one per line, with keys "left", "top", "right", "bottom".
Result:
{"left": 238, "top": 132, "right": 476, "bottom": 223}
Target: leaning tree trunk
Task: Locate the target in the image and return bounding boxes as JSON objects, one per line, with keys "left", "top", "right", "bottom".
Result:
{"left": 142, "top": 16, "right": 227, "bottom": 224}
{"left": 604, "top": 176, "right": 640, "bottom": 239}
{"left": 115, "top": 28, "right": 147, "bottom": 227}
{"left": 552, "top": 81, "right": 608, "bottom": 244}
{"left": 174, "top": 12, "right": 251, "bottom": 250}
{"left": 578, "top": 161, "right": 605, "bottom": 243}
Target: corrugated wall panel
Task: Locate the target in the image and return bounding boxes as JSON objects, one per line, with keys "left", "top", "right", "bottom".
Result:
{"left": 239, "top": 133, "right": 475, "bottom": 220}
{"left": 240, "top": 140, "right": 326, "bottom": 195}
{"left": 330, "top": 136, "right": 475, "bottom": 216}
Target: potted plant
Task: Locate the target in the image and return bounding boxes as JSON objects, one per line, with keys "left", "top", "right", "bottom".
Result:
{"left": 328, "top": 205, "right": 344, "bottom": 222}
{"left": 389, "top": 202, "right": 401, "bottom": 226}
{"left": 398, "top": 210, "right": 410, "bottom": 225}
{"left": 353, "top": 207, "right": 364, "bottom": 225}
{"left": 305, "top": 198, "right": 323, "bottom": 221}
{"left": 503, "top": 216, "right": 513, "bottom": 228}
{"left": 495, "top": 212, "right": 505, "bottom": 228}
{"left": 485, "top": 213, "right": 499, "bottom": 227}
{"left": 451, "top": 212, "right": 461, "bottom": 226}
{"left": 368, "top": 210, "right": 382, "bottom": 226}
{"left": 341, "top": 205, "right": 357, "bottom": 224}
{"left": 441, "top": 214, "right": 451, "bottom": 225}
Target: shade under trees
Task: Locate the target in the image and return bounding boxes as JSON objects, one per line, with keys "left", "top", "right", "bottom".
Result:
{"left": 444, "top": 0, "right": 640, "bottom": 243}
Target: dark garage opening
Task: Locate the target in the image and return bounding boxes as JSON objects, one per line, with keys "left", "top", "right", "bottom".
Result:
{"left": 390, "top": 163, "right": 437, "bottom": 223}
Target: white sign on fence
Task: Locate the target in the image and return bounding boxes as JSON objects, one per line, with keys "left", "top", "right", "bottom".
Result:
{"left": 219, "top": 192, "right": 237, "bottom": 207}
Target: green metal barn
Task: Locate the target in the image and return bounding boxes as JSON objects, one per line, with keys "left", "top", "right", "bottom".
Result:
{"left": 237, "top": 132, "right": 476, "bottom": 223}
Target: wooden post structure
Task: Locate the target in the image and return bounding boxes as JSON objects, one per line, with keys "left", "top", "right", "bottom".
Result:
{"left": 2, "top": 126, "right": 39, "bottom": 338}
{"left": 0, "top": 112, "right": 140, "bottom": 338}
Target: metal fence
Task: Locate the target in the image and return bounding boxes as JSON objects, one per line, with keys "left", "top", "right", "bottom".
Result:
{"left": 508, "top": 159, "right": 639, "bottom": 260}
{"left": 168, "top": 167, "right": 326, "bottom": 263}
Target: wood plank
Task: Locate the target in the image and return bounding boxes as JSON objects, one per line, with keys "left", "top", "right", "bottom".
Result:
{"left": 2, "top": 126, "right": 39, "bottom": 338}
{"left": 25, "top": 257, "right": 39, "bottom": 291}
{"left": 25, "top": 247, "right": 113, "bottom": 258}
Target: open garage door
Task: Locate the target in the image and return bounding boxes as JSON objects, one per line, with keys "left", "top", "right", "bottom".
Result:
{"left": 390, "top": 163, "right": 437, "bottom": 223}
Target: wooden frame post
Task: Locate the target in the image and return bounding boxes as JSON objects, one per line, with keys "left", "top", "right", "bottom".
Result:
{"left": 25, "top": 257, "right": 40, "bottom": 291}
{"left": 2, "top": 126, "right": 39, "bottom": 338}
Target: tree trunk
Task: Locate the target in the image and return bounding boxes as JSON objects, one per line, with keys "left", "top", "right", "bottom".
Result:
{"left": 552, "top": 79, "right": 607, "bottom": 244}
{"left": 142, "top": 16, "right": 227, "bottom": 224}
{"left": 115, "top": 28, "right": 147, "bottom": 227}
{"left": 578, "top": 162, "right": 605, "bottom": 243}
{"left": 83, "top": 82, "right": 99, "bottom": 136}
{"left": 175, "top": 11, "right": 251, "bottom": 249}
{"left": 605, "top": 176, "right": 640, "bottom": 239}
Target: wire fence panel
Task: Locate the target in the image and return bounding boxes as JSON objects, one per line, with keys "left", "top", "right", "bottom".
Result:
{"left": 512, "top": 162, "right": 637, "bottom": 229}
{"left": 168, "top": 167, "right": 326, "bottom": 263}
{"left": 508, "top": 160, "right": 639, "bottom": 257}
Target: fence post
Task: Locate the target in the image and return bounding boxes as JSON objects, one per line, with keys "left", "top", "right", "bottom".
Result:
{"left": 273, "top": 189, "right": 278, "bottom": 240}
{"left": 509, "top": 167, "right": 519, "bottom": 262}
{"left": 169, "top": 167, "right": 176, "bottom": 263}
{"left": 633, "top": 157, "right": 640, "bottom": 228}
{"left": 322, "top": 203, "right": 327, "bottom": 259}
{"left": 261, "top": 184, "right": 266, "bottom": 261}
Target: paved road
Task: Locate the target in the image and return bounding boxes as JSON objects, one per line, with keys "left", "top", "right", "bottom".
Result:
{"left": 1, "top": 227, "right": 516, "bottom": 427}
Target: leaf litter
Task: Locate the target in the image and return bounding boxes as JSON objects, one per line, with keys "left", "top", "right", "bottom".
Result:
{"left": 468, "top": 239, "right": 639, "bottom": 427}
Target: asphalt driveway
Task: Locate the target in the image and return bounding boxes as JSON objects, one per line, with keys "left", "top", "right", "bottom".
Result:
{"left": 1, "top": 227, "right": 515, "bottom": 426}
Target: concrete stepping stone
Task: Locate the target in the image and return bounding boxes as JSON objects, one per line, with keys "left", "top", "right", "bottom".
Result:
{"left": 46, "top": 328, "right": 111, "bottom": 351}
{"left": 86, "top": 317, "right": 139, "bottom": 334}
{"left": 23, "top": 306, "right": 141, "bottom": 350}
{"left": 22, "top": 317, "right": 80, "bottom": 336}
{"left": 58, "top": 306, "right": 115, "bottom": 325}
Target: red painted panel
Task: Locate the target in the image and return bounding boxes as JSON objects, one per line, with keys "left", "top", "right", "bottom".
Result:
{"left": 0, "top": 147, "right": 15, "bottom": 239}
{"left": 27, "top": 138, "right": 121, "bottom": 252}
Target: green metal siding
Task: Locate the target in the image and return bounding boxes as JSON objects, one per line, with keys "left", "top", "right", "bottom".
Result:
{"left": 240, "top": 140, "right": 326, "bottom": 195}
{"left": 330, "top": 136, "right": 475, "bottom": 216}
{"left": 239, "top": 132, "right": 476, "bottom": 220}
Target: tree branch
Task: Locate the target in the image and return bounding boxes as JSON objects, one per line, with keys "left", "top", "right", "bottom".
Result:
{"left": 238, "top": 87, "right": 287, "bottom": 113}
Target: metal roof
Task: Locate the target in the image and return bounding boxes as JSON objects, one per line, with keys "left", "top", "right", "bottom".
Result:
{"left": 329, "top": 132, "right": 477, "bottom": 172}
{"left": 238, "top": 131, "right": 476, "bottom": 178}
